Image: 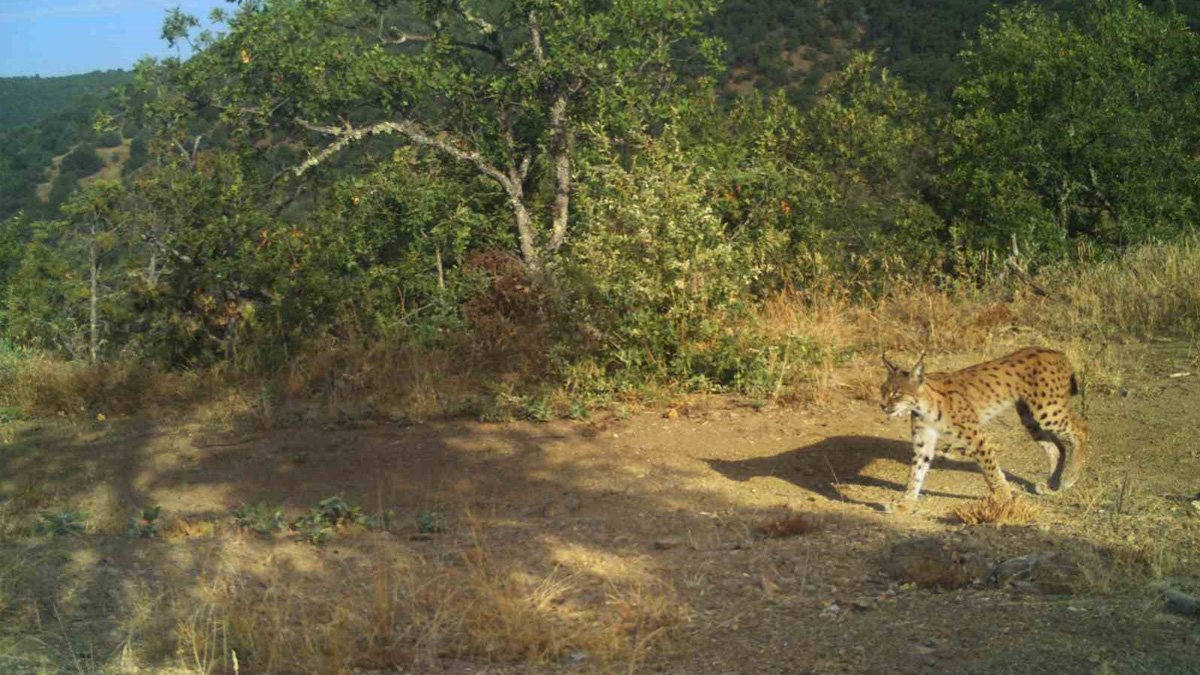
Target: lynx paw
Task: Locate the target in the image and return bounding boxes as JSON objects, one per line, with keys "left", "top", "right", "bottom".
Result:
{"left": 884, "top": 498, "right": 918, "bottom": 515}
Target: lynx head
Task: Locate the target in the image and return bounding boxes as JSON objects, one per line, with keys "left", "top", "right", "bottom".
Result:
{"left": 879, "top": 351, "right": 926, "bottom": 417}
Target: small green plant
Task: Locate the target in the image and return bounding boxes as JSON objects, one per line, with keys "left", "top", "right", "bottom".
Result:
{"left": 290, "top": 496, "right": 367, "bottom": 544}
{"left": 35, "top": 510, "right": 86, "bottom": 536}
{"left": 250, "top": 382, "right": 278, "bottom": 429}
{"left": 232, "top": 502, "right": 286, "bottom": 536}
{"left": 417, "top": 510, "right": 446, "bottom": 534}
{"left": 0, "top": 407, "right": 22, "bottom": 423}
{"left": 292, "top": 517, "right": 332, "bottom": 545}
{"left": 311, "top": 496, "right": 365, "bottom": 527}
{"left": 128, "top": 506, "right": 162, "bottom": 538}
{"left": 522, "top": 395, "right": 552, "bottom": 422}
{"left": 567, "top": 400, "right": 590, "bottom": 421}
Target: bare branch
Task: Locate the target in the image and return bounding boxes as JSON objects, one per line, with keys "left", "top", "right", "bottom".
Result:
{"left": 382, "top": 32, "right": 435, "bottom": 46}
{"left": 293, "top": 117, "right": 512, "bottom": 190}
{"left": 456, "top": 2, "right": 495, "bottom": 35}
{"left": 529, "top": 11, "right": 546, "bottom": 65}
{"left": 381, "top": 29, "right": 501, "bottom": 59}
{"left": 546, "top": 95, "right": 571, "bottom": 252}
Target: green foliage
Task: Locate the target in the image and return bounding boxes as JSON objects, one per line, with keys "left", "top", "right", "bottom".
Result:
{"left": 170, "top": 0, "right": 722, "bottom": 271}
{"left": 417, "top": 510, "right": 446, "bottom": 534}
{"left": 291, "top": 516, "right": 332, "bottom": 545}
{"left": 95, "top": 130, "right": 123, "bottom": 148}
{"left": 127, "top": 506, "right": 162, "bottom": 538}
{"left": 944, "top": 0, "right": 1200, "bottom": 260}
{"left": 0, "top": 70, "right": 132, "bottom": 132}
{"left": 232, "top": 502, "right": 286, "bottom": 536}
{"left": 35, "top": 510, "right": 86, "bottom": 536}
{"left": 677, "top": 54, "right": 942, "bottom": 291}
{"left": 291, "top": 496, "right": 367, "bottom": 544}
{"left": 2, "top": 219, "right": 87, "bottom": 354}
{"left": 1, "top": 0, "right": 1198, "bottom": 417}
{"left": 60, "top": 143, "right": 103, "bottom": 176}
{"left": 556, "top": 134, "right": 760, "bottom": 391}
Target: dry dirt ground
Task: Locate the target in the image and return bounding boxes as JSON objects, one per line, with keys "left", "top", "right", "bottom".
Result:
{"left": 1, "top": 342, "right": 1198, "bottom": 674}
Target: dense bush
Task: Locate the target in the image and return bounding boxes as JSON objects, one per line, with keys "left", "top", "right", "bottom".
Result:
{"left": 60, "top": 143, "right": 102, "bottom": 176}
{"left": 96, "top": 130, "right": 122, "bottom": 148}
{"left": 555, "top": 136, "right": 760, "bottom": 390}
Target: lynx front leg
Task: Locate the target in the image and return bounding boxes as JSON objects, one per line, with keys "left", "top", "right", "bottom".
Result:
{"left": 965, "top": 434, "right": 1013, "bottom": 501}
{"left": 897, "top": 423, "right": 939, "bottom": 509}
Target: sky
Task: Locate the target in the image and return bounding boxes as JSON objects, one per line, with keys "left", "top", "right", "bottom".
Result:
{"left": 0, "top": 0, "right": 230, "bottom": 77}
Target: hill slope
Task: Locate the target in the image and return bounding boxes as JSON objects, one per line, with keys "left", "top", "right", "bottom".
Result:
{"left": 0, "top": 70, "right": 133, "bottom": 133}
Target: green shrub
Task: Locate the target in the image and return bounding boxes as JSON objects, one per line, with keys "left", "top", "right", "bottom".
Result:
{"left": 95, "top": 130, "right": 123, "bottom": 148}
{"left": 555, "top": 136, "right": 761, "bottom": 392}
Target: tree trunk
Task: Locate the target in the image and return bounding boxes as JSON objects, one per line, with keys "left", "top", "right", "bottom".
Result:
{"left": 547, "top": 95, "right": 572, "bottom": 253}
{"left": 88, "top": 221, "right": 99, "bottom": 363}
{"left": 147, "top": 250, "right": 159, "bottom": 286}
{"left": 506, "top": 180, "right": 542, "bottom": 273}
{"left": 435, "top": 246, "right": 445, "bottom": 291}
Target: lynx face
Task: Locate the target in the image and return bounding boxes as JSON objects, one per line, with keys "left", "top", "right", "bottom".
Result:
{"left": 879, "top": 365, "right": 924, "bottom": 417}
{"left": 879, "top": 347, "right": 1089, "bottom": 510}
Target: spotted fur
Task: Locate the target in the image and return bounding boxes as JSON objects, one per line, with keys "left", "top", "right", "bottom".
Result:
{"left": 879, "top": 347, "right": 1089, "bottom": 509}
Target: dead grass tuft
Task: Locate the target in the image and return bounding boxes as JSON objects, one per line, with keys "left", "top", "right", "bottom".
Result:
{"left": 951, "top": 495, "right": 1042, "bottom": 526}
{"left": 754, "top": 511, "right": 818, "bottom": 538}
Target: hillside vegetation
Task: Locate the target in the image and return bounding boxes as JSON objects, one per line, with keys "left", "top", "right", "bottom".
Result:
{"left": 0, "top": 0, "right": 1195, "bottom": 413}
{"left": 0, "top": 70, "right": 146, "bottom": 221}
{"left": 1, "top": 2, "right": 1199, "bottom": 674}
{"left": 0, "top": 69, "right": 132, "bottom": 131}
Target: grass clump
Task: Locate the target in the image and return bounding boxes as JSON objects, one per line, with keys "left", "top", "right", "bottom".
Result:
{"left": 34, "top": 509, "right": 86, "bottom": 536}
{"left": 183, "top": 538, "right": 688, "bottom": 673}
{"left": 952, "top": 495, "right": 1042, "bottom": 525}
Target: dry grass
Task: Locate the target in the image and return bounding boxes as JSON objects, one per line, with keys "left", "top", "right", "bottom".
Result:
{"left": 755, "top": 237, "right": 1200, "bottom": 406}
{"left": 167, "top": 535, "right": 688, "bottom": 674}
{"left": 754, "top": 511, "right": 818, "bottom": 538}
{"left": 0, "top": 351, "right": 220, "bottom": 419}
{"left": 0, "top": 525, "right": 688, "bottom": 674}
{"left": 1043, "top": 235, "right": 1200, "bottom": 338}
{"left": 951, "top": 495, "right": 1042, "bottom": 526}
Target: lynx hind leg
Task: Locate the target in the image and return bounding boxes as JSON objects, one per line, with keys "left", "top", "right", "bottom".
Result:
{"left": 1017, "top": 401, "right": 1064, "bottom": 494}
{"left": 1033, "top": 442, "right": 1063, "bottom": 495}
{"left": 1017, "top": 402, "right": 1059, "bottom": 492}
{"left": 1054, "top": 411, "right": 1089, "bottom": 490}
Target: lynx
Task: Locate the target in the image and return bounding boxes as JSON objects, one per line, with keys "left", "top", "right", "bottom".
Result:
{"left": 879, "top": 347, "right": 1088, "bottom": 510}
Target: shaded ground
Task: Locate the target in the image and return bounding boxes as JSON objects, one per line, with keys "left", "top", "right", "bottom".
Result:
{"left": 1, "top": 342, "right": 1198, "bottom": 674}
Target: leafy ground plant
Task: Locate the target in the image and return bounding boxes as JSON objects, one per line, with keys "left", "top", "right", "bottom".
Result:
{"left": 231, "top": 502, "right": 286, "bottom": 537}
{"left": 291, "top": 496, "right": 367, "bottom": 545}
{"left": 35, "top": 509, "right": 85, "bottom": 536}
{"left": 128, "top": 506, "right": 162, "bottom": 538}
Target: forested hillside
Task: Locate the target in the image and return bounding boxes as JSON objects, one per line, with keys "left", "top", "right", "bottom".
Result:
{"left": 0, "top": 70, "right": 132, "bottom": 131}
{"left": 0, "top": 0, "right": 1196, "bottom": 401}
{"left": 0, "top": 70, "right": 145, "bottom": 221}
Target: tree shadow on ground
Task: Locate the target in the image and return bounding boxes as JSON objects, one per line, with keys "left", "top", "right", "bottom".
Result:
{"left": 0, "top": 409, "right": 1195, "bottom": 674}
